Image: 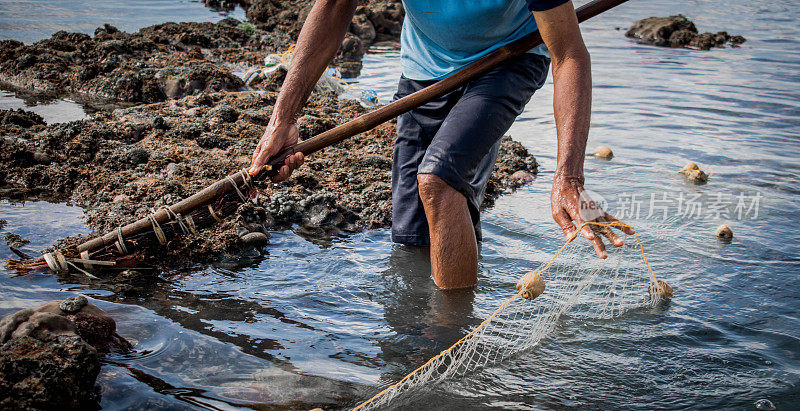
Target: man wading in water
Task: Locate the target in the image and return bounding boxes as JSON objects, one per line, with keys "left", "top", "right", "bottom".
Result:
{"left": 249, "top": 0, "right": 634, "bottom": 289}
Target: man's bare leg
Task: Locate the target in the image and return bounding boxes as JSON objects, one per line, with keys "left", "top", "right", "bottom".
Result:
{"left": 417, "top": 173, "right": 478, "bottom": 289}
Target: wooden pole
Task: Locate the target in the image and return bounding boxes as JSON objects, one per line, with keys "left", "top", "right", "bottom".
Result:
{"left": 258, "top": 0, "right": 632, "bottom": 174}
{"left": 77, "top": 0, "right": 630, "bottom": 255}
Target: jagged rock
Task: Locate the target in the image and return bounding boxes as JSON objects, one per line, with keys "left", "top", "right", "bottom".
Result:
{"left": 0, "top": 298, "right": 131, "bottom": 353}
{"left": 59, "top": 295, "right": 88, "bottom": 313}
{"left": 0, "top": 335, "right": 101, "bottom": 410}
{"left": 0, "top": 298, "right": 131, "bottom": 409}
{"left": 626, "top": 15, "right": 697, "bottom": 47}
{"left": 626, "top": 15, "right": 746, "bottom": 50}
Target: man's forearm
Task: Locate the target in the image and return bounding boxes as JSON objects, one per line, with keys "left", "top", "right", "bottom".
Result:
{"left": 552, "top": 50, "right": 592, "bottom": 180}
{"left": 271, "top": 0, "right": 356, "bottom": 127}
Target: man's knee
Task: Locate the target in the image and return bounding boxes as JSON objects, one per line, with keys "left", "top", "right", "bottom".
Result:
{"left": 417, "top": 173, "right": 461, "bottom": 208}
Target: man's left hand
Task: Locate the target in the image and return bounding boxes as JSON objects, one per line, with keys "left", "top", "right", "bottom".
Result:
{"left": 550, "top": 174, "right": 635, "bottom": 258}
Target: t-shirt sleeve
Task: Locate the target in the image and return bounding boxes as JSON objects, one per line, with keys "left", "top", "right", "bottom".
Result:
{"left": 527, "top": 0, "right": 570, "bottom": 12}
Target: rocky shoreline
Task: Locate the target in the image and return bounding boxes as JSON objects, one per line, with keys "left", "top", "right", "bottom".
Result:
{"left": 0, "top": 87, "right": 538, "bottom": 268}
{"left": 0, "top": 1, "right": 404, "bottom": 269}
{"left": 0, "top": 1, "right": 403, "bottom": 108}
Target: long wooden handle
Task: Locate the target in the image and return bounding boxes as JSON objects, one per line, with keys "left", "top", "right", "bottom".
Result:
{"left": 259, "top": 0, "right": 631, "bottom": 177}
{"left": 77, "top": 0, "right": 629, "bottom": 254}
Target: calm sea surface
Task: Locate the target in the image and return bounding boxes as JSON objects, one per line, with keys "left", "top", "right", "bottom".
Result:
{"left": 1, "top": 0, "right": 799, "bottom": 409}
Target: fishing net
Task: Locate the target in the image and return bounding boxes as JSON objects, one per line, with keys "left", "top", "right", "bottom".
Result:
{"left": 354, "top": 222, "right": 670, "bottom": 410}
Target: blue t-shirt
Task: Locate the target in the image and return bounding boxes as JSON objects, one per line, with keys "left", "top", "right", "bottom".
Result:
{"left": 400, "top": 0, "right": 569, "bottom": 80}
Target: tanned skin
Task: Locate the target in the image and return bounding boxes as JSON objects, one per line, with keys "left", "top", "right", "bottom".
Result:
{"left": 250, "top": 0, "right": 632, "bottom": 289}
{"left": 248, "top": 0, "right": 357, "bottom": 180}
{"left": 535, "top": 1, "right": 634, "bottom": 263}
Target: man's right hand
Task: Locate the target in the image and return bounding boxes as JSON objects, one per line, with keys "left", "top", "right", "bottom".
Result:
{"left": 248, "top": 122, "right": 304, "bottom": 182}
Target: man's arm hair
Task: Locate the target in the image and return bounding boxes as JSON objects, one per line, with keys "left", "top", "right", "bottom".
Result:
{"left": 271, "top": 0, "right": 357, "bottom": 127}
{"left": 532, "top": 1, "right": 591, "bottom": 180}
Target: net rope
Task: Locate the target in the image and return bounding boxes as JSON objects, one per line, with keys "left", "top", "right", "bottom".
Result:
{"left": 353, "top": 221, "right": 668, "bottom": 410}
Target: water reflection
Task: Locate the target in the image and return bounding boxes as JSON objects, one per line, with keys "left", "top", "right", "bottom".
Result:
{"left": 378, "top": 245, "right": 479, "bottom": 382}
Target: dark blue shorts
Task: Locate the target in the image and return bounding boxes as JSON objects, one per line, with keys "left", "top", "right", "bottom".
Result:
{"left": 391, "top": 53, "right": 550, "bottom": 245}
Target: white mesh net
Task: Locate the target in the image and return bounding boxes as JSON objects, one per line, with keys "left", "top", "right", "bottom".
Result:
{"left": 354, "top": 224, "right": 669, "bottom": 410}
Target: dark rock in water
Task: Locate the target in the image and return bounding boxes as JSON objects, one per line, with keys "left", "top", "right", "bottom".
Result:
{"left": 729, "top": 35, "right": 746, "bottom": 46}
{"left": 626, "top": 15, "right": 746, "bottom": 50}
{"left": 0, "top": 108, "right": 46, "bottom": 128}
{"left": 243, "top": 0, "right": 403, "bottom": 78}
{"left": 0, "top": 335, "right": 101, "bottom": 410}
{"left": 240, "top": 231, "right": 269, "bottom": 247}
{"left": 299, "top": 192, "right": 358, "bottom": 233}
{"left": 669, "top": 29, "right": 695, "bottom": 48}
{"left": 204, "top": 0, "right": 239, "bottom": 12}
{"left": 0, "top": 299, "right": 131, "bottom": 353}
{"left": 755, "top": 399, "right": 776, "bottom": 411}
{"left": 0, "top": 21, "right": 252, "bottom": 104}
{"left": 94, "top": 23, "right": 119, "bottom": 36}
{"left": 683, "top": 169, "right": 709, "bottom": 184}
{"left": 350, "top": 12, "right": 376, "bottom": 44}
{"left": 0, "top": 297, "right": 132, "bottom": 409}
{"left": 337, "top": 61, "right": 363, "bottom": 79}
{"left": 338, "top": 33, "right": 366, "bottom": 65}
{"left": 245, "top": 0, "right": 281, "bottom": 24}
{"left": 512, "top": 170, "right": 534, "bottom": 182}
{"left": 362, "top": 1, "right": 404, "bottom": 41}
{"left": 626, "top": 15, "right": 696, "bottom": 47}
{"left": 1, "top": 311, "right": 76, "bottom": 341}
{"left": 106, "top": 269, "right": 154, "bottom": 293}
{"left": 4, "top": 232, "right": 29, "bottom": 248}
{"left": 715, "top": 224, "right": 733, "bottom": 240}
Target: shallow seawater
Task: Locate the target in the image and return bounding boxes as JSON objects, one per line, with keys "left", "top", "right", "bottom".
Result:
{"left": 0, "top": 86, "right": 90, "bottom": 124}
{"left": 2, "top": 0, "right": 800, "bottom": 409}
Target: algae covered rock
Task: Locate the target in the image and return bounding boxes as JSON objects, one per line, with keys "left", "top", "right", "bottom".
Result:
{"left": 0, "top": 298, "right": 130, "bottom": 354}
{"left": 0, "top": 335, "right": 101, "bottom": 410}
{"left": 0, "top": 296, "right": 131, "bottom": 410}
